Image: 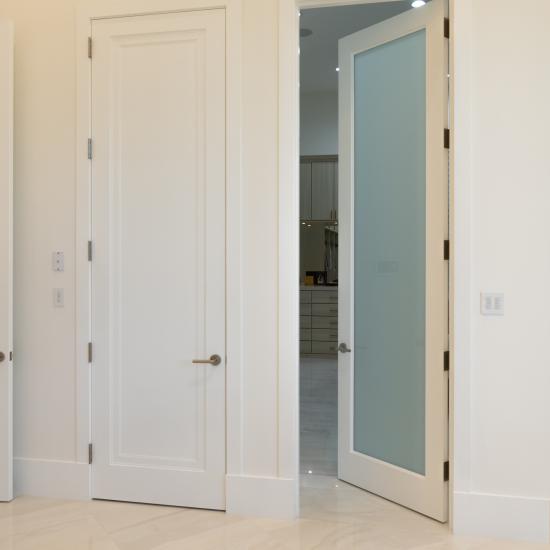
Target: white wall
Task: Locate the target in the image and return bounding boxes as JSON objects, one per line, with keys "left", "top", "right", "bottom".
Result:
{"left": 300, "top": 91, "right": 338, "bottom": 156}
{"left": 452, "top": 0, "right": 550, "bottom": 543}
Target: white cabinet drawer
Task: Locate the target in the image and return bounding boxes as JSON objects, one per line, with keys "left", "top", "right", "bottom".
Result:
{"left": 301, "top": 303, "right": 312, "bottom": 316}
{"left": 311, "top": 303, "right": 338, "bottom": 317}
{"left": 300, "top": 329, "right": 312, "bottom": 341}
{"left": 312, "top": 341, "right": 338, "bottom": 354}
{"left": 300, "top": 316, "right": 312, "bottom": 329}
{"left": 311, "top": 291, "right": 338, "bottom": 304}
{"left": 300, "top": 341, "right": 312, "bottom": 354}
{"left": 312, "top": 328, "right": 338, "bottom": 342}
{"left": 300, "top": 291, "right": 312, "bottom": 304}
{"left": 312, "top": 316, "right": 338, "bottom": 329}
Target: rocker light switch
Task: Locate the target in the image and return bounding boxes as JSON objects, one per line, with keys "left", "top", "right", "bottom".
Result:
{"left": 481, "top": 293, "right": 504, "bottom": 316}
{"left": 53, "top": 288, "right": 65, "bottom": 308}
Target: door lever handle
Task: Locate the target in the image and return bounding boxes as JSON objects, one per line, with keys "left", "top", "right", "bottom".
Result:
{"left": 338, "top": 343, "right": 352, "bottom": 354}
{"left": 192, "top": 354, "right": 222, "bottom": 366}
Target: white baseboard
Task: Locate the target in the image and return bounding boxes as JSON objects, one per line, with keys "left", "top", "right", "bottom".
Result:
{"left": 454, "top": 491, "right": 550, "bottom": 544}
{"left": 14, "top": 458, "right": 90, "bottom": 500}
{"left": 226, "top": 474, "right": 298, "bottom": 519}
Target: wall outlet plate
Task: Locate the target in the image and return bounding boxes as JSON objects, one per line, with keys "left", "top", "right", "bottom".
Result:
{"left": 481, "top": 293, "right": 504, "bottom": 316}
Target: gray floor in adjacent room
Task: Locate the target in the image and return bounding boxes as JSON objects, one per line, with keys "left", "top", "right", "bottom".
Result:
{"left": 300, "top": 355, "right": 338, "bottom": 476}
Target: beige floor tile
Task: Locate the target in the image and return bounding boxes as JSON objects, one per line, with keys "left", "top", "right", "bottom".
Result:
{"left": 0, "top": 480, "right": 546, "bottom": 550}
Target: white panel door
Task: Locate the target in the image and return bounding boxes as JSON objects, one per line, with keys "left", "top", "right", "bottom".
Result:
{"left": 300, "top": 161, "right": 312, "bottom": 220}
{"left": 91, "top": 10, "right": 226, "bottom": 510}
{"left": 338, "top": 0, "right": 449, "bottom": 522}
{"left": 0, "top": 20, "right": 13, "bottom": 503}
{"left": 311, "top": 162, "right": 336, "bottom": 221}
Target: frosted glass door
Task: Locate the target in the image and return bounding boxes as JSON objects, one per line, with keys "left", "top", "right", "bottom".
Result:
{"left": 354, "top": 29, "right": 427, "bottom": 476}
{"left": 338, "top": 0, "right": 449, "bottom": 522}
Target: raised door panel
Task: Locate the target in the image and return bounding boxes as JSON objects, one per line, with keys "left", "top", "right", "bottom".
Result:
{"left": 91, "top": 10, "right": 226, "bottom": 509}
{"left": 311, "top": 162, "right": 336, "bottom": 221}
{"left": 300, "top": 162, "right": 312, "bottom": 220}
{"left": 332, "top": 161, "right": 339, "bottom": 220}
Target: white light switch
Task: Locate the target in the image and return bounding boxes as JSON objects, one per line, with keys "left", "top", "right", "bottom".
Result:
{"left": 53, "top": 288, "right": 65, "bottom": 308}
{"left": 481, "top": 293, "right": 504, "bottom": 316}
{"left": 52, "top": 251, "right": 65, "bottom": 272}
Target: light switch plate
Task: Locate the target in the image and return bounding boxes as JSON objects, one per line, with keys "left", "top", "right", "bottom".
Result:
{"left": 481, "top": 293, "right": 504, "bottom": 316}
{"left": 53, "top": 288, "right": 65, "bottom": 308}
{"left": 53, "top": 251, "right": 65, "bottom": 272}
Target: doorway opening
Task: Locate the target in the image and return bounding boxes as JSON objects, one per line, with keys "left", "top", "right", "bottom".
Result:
{"left": 298, "top": 0, "right": 450, "bottom": 525}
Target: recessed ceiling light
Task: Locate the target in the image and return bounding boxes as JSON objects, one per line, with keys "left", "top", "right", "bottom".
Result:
{"left": 335, "top": 67, "right": 340, "bottom": 72}
{"left": 300, "top": 28, "right": 313, "bottom": 38}
{"left": 411, "top": 0, "right": 426, "bottom": 7}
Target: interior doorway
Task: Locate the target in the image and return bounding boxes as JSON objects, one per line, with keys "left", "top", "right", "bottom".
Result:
{"left": 298, "top": 0, "right": 450, "bottom": 523}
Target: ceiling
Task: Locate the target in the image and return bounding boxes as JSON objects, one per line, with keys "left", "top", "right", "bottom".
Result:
{"left": 300, "top": 1, "right": 412, "bottom": 94}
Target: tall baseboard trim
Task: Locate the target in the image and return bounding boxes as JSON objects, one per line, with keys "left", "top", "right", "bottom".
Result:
{"left": 14, "top": 458, "right": 90, "bottom": 500}
{"left": 454, "top": 490, "right": 550, "bottom": 544}
{"left": 226, "top": 474, "right": 298, "bottom": 519}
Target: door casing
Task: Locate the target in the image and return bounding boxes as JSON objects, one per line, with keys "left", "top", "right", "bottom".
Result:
{"left": 0, "top": 19, "right": 14, "bottom": 504}
{"left": 278, "top": 0, "right": 456, "bottom": 524}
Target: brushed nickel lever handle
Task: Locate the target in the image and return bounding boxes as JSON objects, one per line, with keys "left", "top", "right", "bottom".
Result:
{"left": 192, "top": 354, "right": 222, "bottom": 366}
{"left": 338, "top": 343, "right": 352, "bottom": 354}
{"left": 0, "top": 351, "right": 5, "bottom": 363}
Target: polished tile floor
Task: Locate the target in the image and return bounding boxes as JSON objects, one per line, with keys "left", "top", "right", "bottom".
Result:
{"left": 0, "top": 477, "right": 546, "bottom": 549}
{"left": 300, "top": 355, "right": 338, "bottom": 476}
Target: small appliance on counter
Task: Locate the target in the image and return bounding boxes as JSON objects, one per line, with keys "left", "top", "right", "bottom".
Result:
{"left": 305, "top": 270, "right": 327, "bottom": 286}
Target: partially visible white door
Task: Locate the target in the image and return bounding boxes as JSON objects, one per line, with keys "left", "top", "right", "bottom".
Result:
{"left": 91, "top": 10, "right": 226, "bottom": 509}
{"left": 338, "top": 0, "right": 449, "bottom": 522}
{"left": 311, "top": 162, "right": 337, "bottom": 221}
{"left": 0, "top": 20, "right": 13, "bottom": 503}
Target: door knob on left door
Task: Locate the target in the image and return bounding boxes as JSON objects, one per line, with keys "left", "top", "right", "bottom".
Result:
{"left": 192, "top": 354, "right": 222, "bottom": 366}
{"left": 0, "top": 351, "right": 5, "bottom": 362}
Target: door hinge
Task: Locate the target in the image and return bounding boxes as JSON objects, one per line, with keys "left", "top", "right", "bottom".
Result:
{"left": 87, "top": 138, "right": 93, "bottom": 160}
{"left": 444, "top": 240, "right": 450, "bottom": 260}
{"left": 88, "top": 37, "right": 93, "bottom": 59}
{"left": 88, "top": 342, "right": 93, "bottom": 363}
{"left": 444, "top": 350, "right": 450, "bottom": 372}
{"left": 444, "top": 461, "right": 450, "bottom": 482}
{"left": 88, "top": 241, "right": 93, "bottom": 262}
{"left": 88, "top": 443, "right": 93, "bottom": 464}
{"left": 9, "top": 351, "right": 12, "bottom": 362}
{"left": 444, "top": 128, "right": 450, "bottom": 149}
{"left": 444, "top": 18, "right": 450, "bottom": 39}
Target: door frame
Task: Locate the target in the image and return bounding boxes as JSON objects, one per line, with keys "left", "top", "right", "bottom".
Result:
{"left": 76, "top": 0, "right": 245, "bottom": 500}
{"left": 0, "top": 19, "right": 14, "bottom": 503}
{"left": 278, "top": 0, "right": 459, "bottom": 525}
